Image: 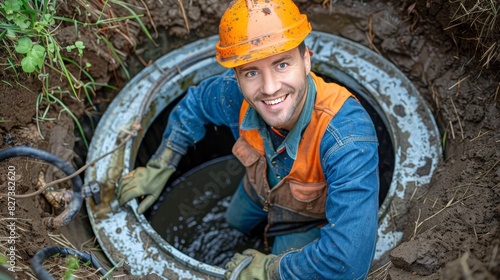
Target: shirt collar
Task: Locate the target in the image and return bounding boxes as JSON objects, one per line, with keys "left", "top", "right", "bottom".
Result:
{"left": 240, "top": 75, "right": 317, "bottom": 160}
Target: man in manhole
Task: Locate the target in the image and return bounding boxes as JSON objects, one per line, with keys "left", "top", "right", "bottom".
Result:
{"left": 117, "top": 0, "right": 379, "bottom": 279}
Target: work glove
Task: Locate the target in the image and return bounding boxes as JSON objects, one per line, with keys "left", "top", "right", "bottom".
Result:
{"left": 116, "top": 142, "right": 181, "bottom": 214}
{"left": 225, "top": 249, "right": 279, "bottom": 280}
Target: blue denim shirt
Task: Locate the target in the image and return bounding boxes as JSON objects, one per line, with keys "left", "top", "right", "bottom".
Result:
{"left": 164, "top": 69, "right": 379, "bottom": 279}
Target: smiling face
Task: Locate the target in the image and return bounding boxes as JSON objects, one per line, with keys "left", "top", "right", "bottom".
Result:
{"left": 234, "top": 46, "right": 311, "bottom": 131}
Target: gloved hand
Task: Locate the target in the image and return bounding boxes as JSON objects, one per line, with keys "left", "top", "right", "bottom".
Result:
{"left": 225, "top": 249, "right": 279, "bottom": 280}
{"left": 116, "top": 145, "right": 181, "bottom": 214}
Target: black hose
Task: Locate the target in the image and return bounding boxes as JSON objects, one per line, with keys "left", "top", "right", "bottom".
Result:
{"left": 0, "top": 146, "right": 83, "bottom": 229}
{"left": 31, "top": 246, "right": 108, "bottom": 279}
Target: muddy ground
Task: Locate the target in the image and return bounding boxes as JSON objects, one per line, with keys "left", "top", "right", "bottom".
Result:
{"left": 1, "top": 0, "right": 499, "bottom": 279}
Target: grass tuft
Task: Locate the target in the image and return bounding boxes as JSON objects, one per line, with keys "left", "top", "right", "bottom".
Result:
{"left": 1, "top": 0, "right": 154, "bottom": 145}
{"left": 448, "top": 0, "right": 500, "bottom": 70}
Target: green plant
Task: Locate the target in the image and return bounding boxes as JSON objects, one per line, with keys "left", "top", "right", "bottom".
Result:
{"left": 35, "top": 91, "right": 89, "bottom": 148}
{"left": 0, "top": 253, "right": 7, "bottom": 265}
{"left": 1, "top": 0, "right": 62, "bottom": 73}
{"left": 99, "top": 259, "right": 124, "bottom": 280}
{"left": 1, "top": 0, "right": 154, "bottom": 94}
{"left": 1, "top": 0, "right": 154, "bottom": 148}
{"left": 64, "top": 255, "right": 80, "bottom": 280}
{"left": 54, "top": 0, "right": 157, "bottom": 81}
{"left": 14, "top": 36, "right": 46, "bottom": 73}
{"left": 0, "top": 0, "right": 90, "bottom": 145}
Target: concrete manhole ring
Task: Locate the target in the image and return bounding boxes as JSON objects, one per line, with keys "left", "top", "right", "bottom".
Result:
{"left": 84, "top": 32, "right": 442, "bottom": 278}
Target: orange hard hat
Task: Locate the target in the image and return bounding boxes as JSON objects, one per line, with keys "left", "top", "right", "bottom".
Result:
{"left": 215, "top": 0, "right": 312, "bottom": 68}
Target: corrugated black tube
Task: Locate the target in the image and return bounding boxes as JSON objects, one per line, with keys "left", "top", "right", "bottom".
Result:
{"left": 0, "top": 146, "right": 83, "bottom": 229}
{"left": 31, "top": 246, "right": 108, "bottom": 279}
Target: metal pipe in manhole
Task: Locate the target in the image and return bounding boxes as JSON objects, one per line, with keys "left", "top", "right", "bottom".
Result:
{"left": 84, "top": 32, "right": 442, "bottom": 278}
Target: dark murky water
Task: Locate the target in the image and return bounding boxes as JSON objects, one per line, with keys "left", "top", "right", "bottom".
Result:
{"left": 149, "top": 155, "right": 264, "bottom": 267}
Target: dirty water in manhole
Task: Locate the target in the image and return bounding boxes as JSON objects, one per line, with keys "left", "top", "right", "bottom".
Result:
{"left": 84, "top": 32, "right": 441, "bottom": 278}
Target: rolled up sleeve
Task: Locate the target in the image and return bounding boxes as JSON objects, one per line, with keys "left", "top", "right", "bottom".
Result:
{"left": 163, "top": 69, "right": 243, "bottom": 154}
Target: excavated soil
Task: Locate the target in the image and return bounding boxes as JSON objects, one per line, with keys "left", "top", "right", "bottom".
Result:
{"left": 1, "top": 0, "right": 499, "bottom": 279}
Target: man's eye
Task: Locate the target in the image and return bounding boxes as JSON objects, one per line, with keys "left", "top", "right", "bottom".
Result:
{"left": 245, "top": 71, "right": 257, "bottom": 77}
{"left": 277, "top": 63, "right": 287, "bottom": 69}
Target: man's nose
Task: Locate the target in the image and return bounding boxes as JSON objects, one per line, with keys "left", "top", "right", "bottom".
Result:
{"left": 260, "top": 70, "right": 281, "bottom": 95}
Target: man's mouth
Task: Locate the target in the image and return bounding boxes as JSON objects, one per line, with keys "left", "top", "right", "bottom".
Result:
{"left": 263, "top": 95, "right": 286, "bottom": 106}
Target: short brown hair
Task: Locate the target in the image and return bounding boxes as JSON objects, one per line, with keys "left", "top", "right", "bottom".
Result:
{"left": 298, "top": 41, "right": 306, "bottom": 56}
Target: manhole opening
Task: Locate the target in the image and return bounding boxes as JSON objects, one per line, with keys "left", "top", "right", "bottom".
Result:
{"left": 85, "top": 33, "right": 441, "bottom": 277}
{"left": 135, "top": 71, "right": 395, "bottom": 267}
